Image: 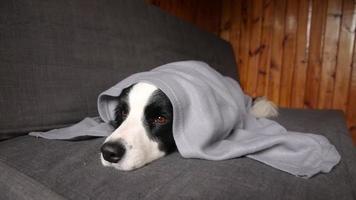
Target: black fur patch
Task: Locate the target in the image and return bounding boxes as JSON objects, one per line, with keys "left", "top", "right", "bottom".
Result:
{"left": 110, "top": 85, "right": 133, "bottom": 128}
{"left": 143, "top": 89, "right": 175, "bottom": 153}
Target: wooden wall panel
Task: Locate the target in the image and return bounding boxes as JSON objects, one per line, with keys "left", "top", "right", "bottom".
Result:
{"left": 246, "top": 0, "right": 263, "bottom": 97}
{"left": 318, "top": 0, "right": 342, "bottom": 109}
{"left": 304, "top": 0, "right": 328, "bottom": 109}
{"left": 257, "top": 0, "right": 274, "bottom": 96}
{"left": 147, "top": 0, "right": 222, "bottom": 35}
{"left": 237, "top": 0, "right": 251, "bottom": 89}
{"left": 148, "top": 0, "right": 356, "bottom": 144}
{"left": 221, "top": 0, "right": 356, "bottom": 143}
{"left": 220, "top": 0, "right": 242, "bottom": 79}
{"left": 280, "top": 0, "right": 299, "bottom": 107}
{"left": 268, "top": 0, "right": 286, "bottom": 104}
{"left": 333, "top": 0, "right": 356, "bottom": 111}
{"left": 291, "top": 0, "right": 312, "bottom": 108}
{"left": 229, "top": 1, "right": 242, "bottom": 80}
{"left": 220, "top": 0, "right": 232, "bottom": 41}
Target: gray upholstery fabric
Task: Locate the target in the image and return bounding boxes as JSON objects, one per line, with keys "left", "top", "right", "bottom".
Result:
{"left": 0, "top": 109, "right": 355, "bottom": 200}
{"left": 0, "top": 0, "right": 237, "bottom": 139}
{"left": 0, "top": 162, "right": 66, "bottom": 200}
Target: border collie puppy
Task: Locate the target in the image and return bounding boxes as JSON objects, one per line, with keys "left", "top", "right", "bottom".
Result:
{"left": 100, "top": 82, "right": 277, "bottom": 171}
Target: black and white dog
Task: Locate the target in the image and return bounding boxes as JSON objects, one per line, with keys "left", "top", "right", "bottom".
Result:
{"left": 100, "top": 82, "right": 278, "bottom": 171}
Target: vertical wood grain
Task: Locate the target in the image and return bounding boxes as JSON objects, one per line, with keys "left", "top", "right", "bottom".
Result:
{"left": 291, "top": 0, "right": 312, "bottom": 108}
{"left": 257, "top": 0, "right": 275, "bottom": 96}
{"left": 228, "top": 0, "right": 243, "bottom": 79}
{"left": 148, "top": 0, "right": 221, "bottom": 35}
{"left": 267, "top": 0, "right": 286, "bottom": 103}
{"left": 279, "top": 0, "right": 299, "bottom": 107}
{"left": 246, "top": 0, "right": 263, "bottom": 97}
{"left": 238, "top": 0, "right": 252, "bottom": 90}
{"left": 220, "top": 0, "right": 232, "bottom": 41}
{"left": 318, "top": 0, "right": 343, "bottom": 109}
{"left": 304, "top": 0, "right": 328, "bottom": 108}
{"left": 333, "top": 0, "right": 356, "bottom": 111}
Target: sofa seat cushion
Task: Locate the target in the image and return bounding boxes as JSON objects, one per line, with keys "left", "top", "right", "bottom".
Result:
{"left": 0, "top": 109, "right": 355, "bottom": 200}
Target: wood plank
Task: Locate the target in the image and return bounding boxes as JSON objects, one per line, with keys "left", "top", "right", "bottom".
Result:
{"left": 304, "top": 0, "right": 328, "bottom": 109}
{"left": 238, "top": 0, "right": 252, "bottom": 90}
{"left": 333, "top": 0, "right": 356, "bottom": 111}
{"left": 195, "top": 0, "right": 222, "bottom": 35}
{"left": 279, "top": 0, "right": 299, "bottom": 107}
{"left": 246, "top": 0, "right": 264, "bottom": 97}
{"left": 267, "top": 0, "right": 286, "bottom": 104}
{"left": 257, "top": 0, "right": 274, "bottom": 97}
{"left": 229, "top": 0, "right": 243, "bottom": 79}
{"left": 220, "top": 0, "right": 232, "bottom": 41}
{"left": 148, "top": 0, "right": 221, "bottom": 35}
{"left": 291, "top": 0, "right": 312, "bottom": 108}
{"left": 318, "top": 0, "right": 343, "bottom": 109}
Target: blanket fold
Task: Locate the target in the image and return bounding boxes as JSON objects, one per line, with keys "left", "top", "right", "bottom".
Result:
{"left": 30, "top": 61, "right": 340, "bottom": 178}
{"left": 29, "top": 117, "right": 113, "bottom": 140}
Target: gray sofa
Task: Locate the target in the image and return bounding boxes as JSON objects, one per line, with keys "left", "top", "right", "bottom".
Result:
{"left": 0, "top": 0, "right": 355, "bottom": 199}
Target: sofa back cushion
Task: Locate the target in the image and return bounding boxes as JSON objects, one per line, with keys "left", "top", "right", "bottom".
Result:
{"left": 0, "top": 0, "right": 237, "bottom": 140}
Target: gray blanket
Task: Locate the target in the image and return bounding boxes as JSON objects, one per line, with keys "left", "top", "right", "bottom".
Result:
{"left": 30, "top": 61, "right": 340, "bottom": 178}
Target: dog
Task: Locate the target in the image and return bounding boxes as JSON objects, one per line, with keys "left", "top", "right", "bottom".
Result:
{"left": 100, "top": 82, "right": 278, "bottom": 171}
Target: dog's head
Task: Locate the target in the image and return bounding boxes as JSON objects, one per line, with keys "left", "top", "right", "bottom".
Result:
{"left": 100, "top": 82, "right": 175, "bottom": 170}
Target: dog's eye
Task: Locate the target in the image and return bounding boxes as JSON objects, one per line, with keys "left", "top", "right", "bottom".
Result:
{"left": 154, "top": 116, "right": 167, "bottom": 124}
{"left": 121, "top": 110, "right": 128, "bottom": 118}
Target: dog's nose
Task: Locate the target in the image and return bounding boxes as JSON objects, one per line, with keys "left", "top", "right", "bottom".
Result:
{"left": 101, "top": 142, "right": 126, "bottom": 163}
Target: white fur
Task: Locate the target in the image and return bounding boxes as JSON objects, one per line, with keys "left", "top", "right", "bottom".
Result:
{"left": 101, "top": 82, "right": 165, "bottom": 171}
{"left": 250, "top": 97, "right": 278, "bottom": 118}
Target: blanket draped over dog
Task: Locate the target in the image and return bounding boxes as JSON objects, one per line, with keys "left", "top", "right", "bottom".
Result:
{"left": 30, "top": 61, "right": 340, "bottom": 178}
